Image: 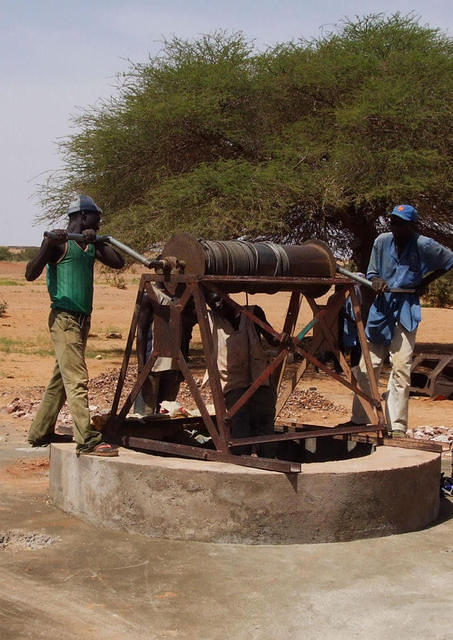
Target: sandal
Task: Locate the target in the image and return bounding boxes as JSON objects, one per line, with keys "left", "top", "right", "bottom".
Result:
{"left": 79, "top": 442, "right": 119, "bottom": 457}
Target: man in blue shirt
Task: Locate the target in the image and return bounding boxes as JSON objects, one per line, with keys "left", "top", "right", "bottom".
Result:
{"left": 351, "top": 204, "right": 453, "bottom": 436}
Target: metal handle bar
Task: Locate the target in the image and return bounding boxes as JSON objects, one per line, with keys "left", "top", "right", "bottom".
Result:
{"left": 336, "top": 265, "right": 416, "bottom": 294}
{"left": 43, "top": 232, "right": 420, "bottom": 291}
{"left": 44, "top": 231, "right": 164, "bottom": 269}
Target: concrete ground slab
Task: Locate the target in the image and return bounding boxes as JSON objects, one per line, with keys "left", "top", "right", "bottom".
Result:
{"left": 1, "top": 430, "right": 453, "bottom": 640}
{"left": 50, "top": 443, "right": 440, "bottom": 543}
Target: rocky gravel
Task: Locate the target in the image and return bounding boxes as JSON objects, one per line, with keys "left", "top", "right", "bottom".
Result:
{"left": 0, "top": 530, "right": 58, "bottom": 551}
{"left": 408, "top": 425, "right": 453, "bottom": 451}
{"left": 1, "top": 367, "right": 347, "bottom": 426}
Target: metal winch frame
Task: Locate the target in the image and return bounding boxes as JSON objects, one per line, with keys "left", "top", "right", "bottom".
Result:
{"left": 106, "top": 268, "right": 388, "bottom": 474}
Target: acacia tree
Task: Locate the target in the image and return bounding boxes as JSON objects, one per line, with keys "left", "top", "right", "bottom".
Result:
{"left": 39, "top": 14, "right": 453, "bottom": 269}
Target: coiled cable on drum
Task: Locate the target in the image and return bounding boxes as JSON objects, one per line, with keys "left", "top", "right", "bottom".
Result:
{"left": 259, "top": 242, "right": 291, "bottom": 276}
{"left": 198, "top": 239, "right": 290, "bottom": 277}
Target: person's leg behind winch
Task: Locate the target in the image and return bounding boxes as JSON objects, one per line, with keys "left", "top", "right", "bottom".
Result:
{"left": 250, "top": 384, "right": 278, "bottom": 458}
{"left": 225, "top": 387, "right": 252, "bottom": 455}
{"left": 133, "top": 374, "right": 160, "bottom": 416}
{"left": 351, "top": 341, "right": 388, "bottom": 425}
{"left": 386, "top": 324, "right": 417, "bottom": 435}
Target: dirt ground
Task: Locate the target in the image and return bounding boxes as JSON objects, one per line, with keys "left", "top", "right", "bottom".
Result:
{"left": 1, "top": 260, "right": 453, "bottom": 436}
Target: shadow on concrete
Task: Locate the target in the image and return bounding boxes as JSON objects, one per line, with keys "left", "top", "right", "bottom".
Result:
{"left": 429, "top": 496, "right": 453, "bottom": 528}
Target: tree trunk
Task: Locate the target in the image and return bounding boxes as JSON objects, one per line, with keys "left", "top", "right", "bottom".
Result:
{"left": 343, "top": 210, "right": 378, "bottom": 324}
{"left": 352, "top": 221, "right": 376, "bottom": 274}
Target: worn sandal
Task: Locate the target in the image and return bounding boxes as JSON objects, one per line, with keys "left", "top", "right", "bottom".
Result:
{"left": 80, "top": 443, "right": 119, "bottom": 457}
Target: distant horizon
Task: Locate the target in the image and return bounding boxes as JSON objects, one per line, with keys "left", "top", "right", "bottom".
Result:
{"left": 1, "top": 245, "right": 40, "bottom": 249}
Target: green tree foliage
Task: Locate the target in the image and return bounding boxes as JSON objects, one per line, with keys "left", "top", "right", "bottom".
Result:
{"left": 423, "top": 270, "right": 453, "bottom": 307}
{"left": 0, "top": 247, "right": 39, "bottom": 261}
{"left": 38, "top": 14, "right": 453, "bottom": 269}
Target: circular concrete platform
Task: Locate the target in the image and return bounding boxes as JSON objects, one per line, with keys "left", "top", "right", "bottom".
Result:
{"left": 49, "top": 443, "right": 440, "bottom": 544}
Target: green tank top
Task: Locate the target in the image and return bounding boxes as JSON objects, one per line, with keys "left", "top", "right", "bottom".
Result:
{"left": 47, "top": 240, "right": 96, "bottom": 315}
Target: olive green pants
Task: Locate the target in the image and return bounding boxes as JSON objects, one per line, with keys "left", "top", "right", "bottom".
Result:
{"left": 28, "top": 309, "right": 102, "bottom": 452}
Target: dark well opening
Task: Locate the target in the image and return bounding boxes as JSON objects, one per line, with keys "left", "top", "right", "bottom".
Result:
{"left": 122, "top": 416, "right": 374, "bottom": 465}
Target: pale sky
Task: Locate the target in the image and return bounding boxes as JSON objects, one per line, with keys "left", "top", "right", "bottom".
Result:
{"left": 1, "top": 0, "right": 452, "bottom": 245}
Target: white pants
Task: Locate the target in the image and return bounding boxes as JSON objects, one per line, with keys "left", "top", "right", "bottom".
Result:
{"left": 351, "top": 324, "right": 417, "bottom": 432}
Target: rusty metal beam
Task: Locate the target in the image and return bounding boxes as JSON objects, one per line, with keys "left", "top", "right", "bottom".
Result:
{"left": 229, "top": 423, "right": 381, "bottom": 447}
{"left": 330, "top": 432, "right": 441, "bottom": 454}
{"left": 305, "top": 293, "right": 384, "bottom": 430}
{"left": 292, "top": 342, "right": 380, "bottom": 406}
{"left": 110, "top": 271, "right": 390, "bottom": 474}
{"left": 117, "top": 352, "right": 158, "bottom": 423}
{"left": 349, "top": 287, "right": 387, "bottom": 428}
{"left": 140, "top": 274, "right": 351, "bottom": 286}
{"left": 175, "top": 282, "right": 195, "bottom": 312}
{"left": 177, "top": 350, "right": 223, "bottom": 451}
{"left": 276, "top": 289, "right": 348, "bottom": 415}
{"left": 202, "top": 282, "right": 283, "bottom": 343}
{"left": 273, "top": 291, "right": 302, "bottom": 391}
{"left": 192, "top": 285, "right": 229, "bottom": 450}
{"left": 225, "top": 349, "right": 288, "bottom": 420}
{"left": 123, "top": 436, "right": 301, "bottom": 473}
{"left": 110, "top": 281, "right": 144, "bottom": 417}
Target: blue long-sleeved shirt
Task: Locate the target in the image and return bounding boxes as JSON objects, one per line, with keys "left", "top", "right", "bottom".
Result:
{"left": 366, "top": 232, "right": 453, "bottom": 344}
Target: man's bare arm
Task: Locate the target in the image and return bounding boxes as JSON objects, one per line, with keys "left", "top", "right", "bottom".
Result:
{"left": 94, "top": 241, "right": 125, "bottom": 269}
{"left": 25, "top": 231, "right": 67, "bottom": 281}
{"left": 254, "top": 305, "right": 280, "bottom": 347}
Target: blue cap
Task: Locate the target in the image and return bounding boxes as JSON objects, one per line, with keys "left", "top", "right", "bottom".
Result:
{"left": 67, "top": 195, "right": 102, "bottom": 216}
{"left": 390, "top": 204, "right": 417, "bottom": 222}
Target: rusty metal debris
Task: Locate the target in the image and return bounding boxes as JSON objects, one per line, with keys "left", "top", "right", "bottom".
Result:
{"left": 410, "top": 353, "right": 453, "bottom": 398}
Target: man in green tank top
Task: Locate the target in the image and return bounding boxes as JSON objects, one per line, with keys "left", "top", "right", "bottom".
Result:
{"left": 25, "top": 195, "right": 124, "bottom": 456}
